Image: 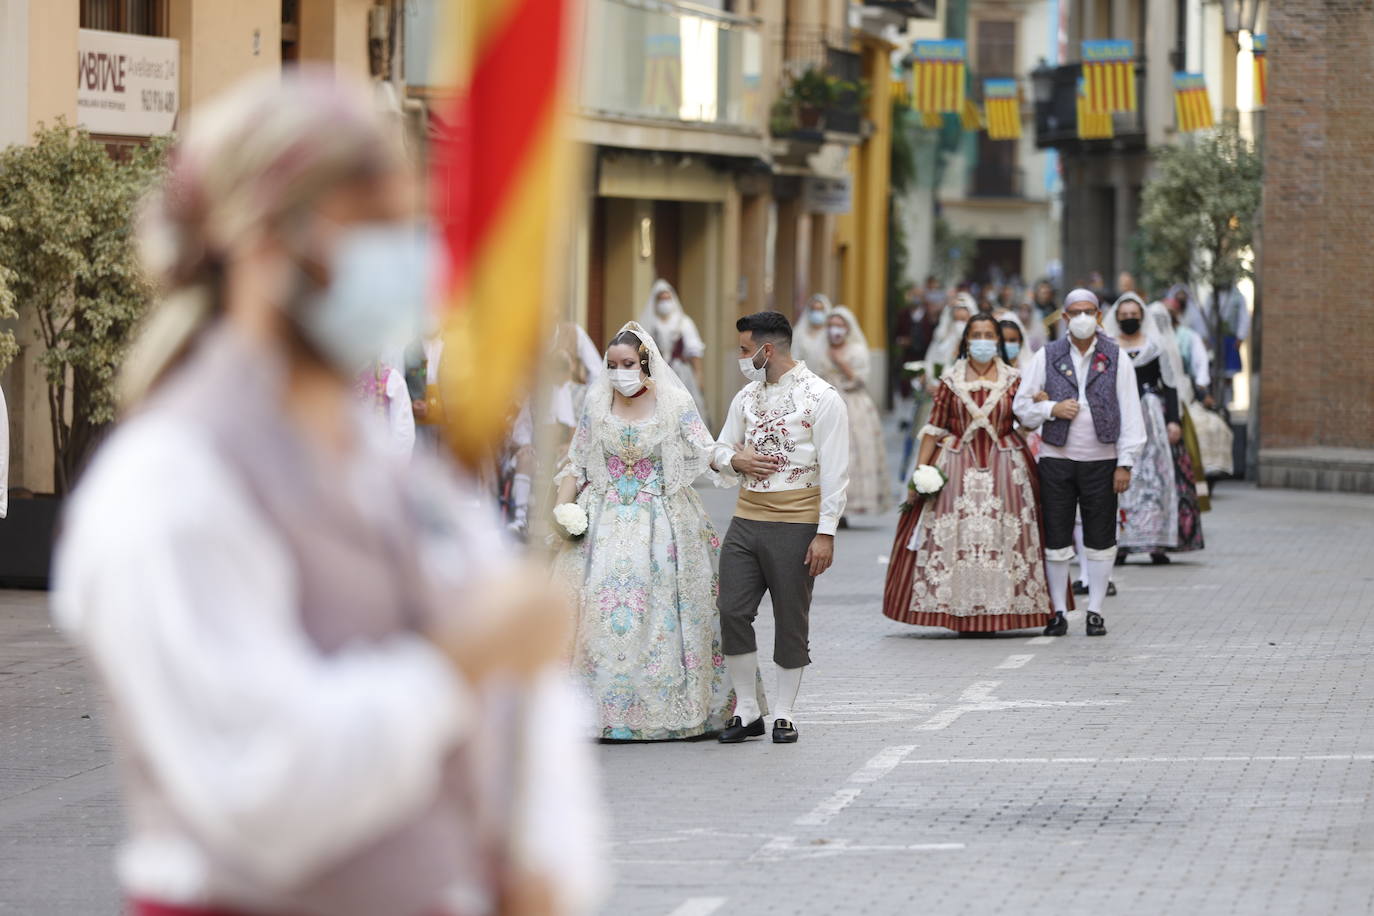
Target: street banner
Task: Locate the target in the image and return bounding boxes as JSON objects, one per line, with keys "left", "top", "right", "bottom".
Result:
{"left": 913, "top": 39, "right": 966, "bottom": 114}
{"left": 961, "top": 96, "right": 983, "bottom": 131}
{"left": 432, "top": 0, "right": 574, "bottom": 468}
{"left": 1252, "top": 34, "right": 1267, "bottom": 107}
{"left": 641, "top": 33, "right": 682, "bottom": 115}
{"left": 984, "top": 78, "right": 1021, "bottom": 139}
{"left": 920, "top": 109, "right": 945, "bottom": 129}
{"left": 1081, "top": 39, "right": 1136, "bottom": 113}
{"left": 1174, "top": 72, "right": 1215, "bottom": 132}
{"left": 891, "top": 76, "right": 910, "bottom": 106}
{"left": 1076, "top": 77, "right": 1113, "bottom": 139}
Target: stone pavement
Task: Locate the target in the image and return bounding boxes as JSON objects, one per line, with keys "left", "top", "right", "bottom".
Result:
{"left": 3, "top": 482, "right": 1373, "bottom": 914}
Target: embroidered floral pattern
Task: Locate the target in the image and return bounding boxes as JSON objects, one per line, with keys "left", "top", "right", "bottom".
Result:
{"left": 554, "top": 409, "right": 733, "bottom": 740}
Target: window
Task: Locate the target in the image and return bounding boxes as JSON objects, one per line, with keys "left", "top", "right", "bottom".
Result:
{"left": 975, "top": 20, "right": 1016, "bottom": 78}
{"left": 80, "top": 0, "right": 168, "bottom": 36}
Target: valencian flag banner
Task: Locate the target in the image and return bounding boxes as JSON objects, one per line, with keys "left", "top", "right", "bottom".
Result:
{"left": 984, "top": 79, "right": 1021, "bottom": 139}
{"left": 1174, "top": 72, "right": 1215, "bottom": 132}
{"left": 920, "top": 109, "right": 945, "bottom": 129}
{"left": 914, "top": 40, "right": 966, "bottom": 114}
{"left": 1076, "top": 77, "right": 1113, "bottom": 139}
{"left": 641, "top": 33, "right": 682, "bottom": 115}
{"left": 432, "top": 0, "right": 573, "bottom": 468}
{"left": 961, "top": 97, "right": 983, "bottom": 131}
{"left": 1252, "top": 34, "right": 1268, "bottom": 107}
{"left": 1081, "top": 40, "right": 1137, "bottom": 113}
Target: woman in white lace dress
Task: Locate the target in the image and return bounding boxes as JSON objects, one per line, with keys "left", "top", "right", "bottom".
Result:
{"left": 640, "top": 280, "right": 710, "bottom": 427}
{"left": 554, "top": 323, "right": 735, "bottom": 740}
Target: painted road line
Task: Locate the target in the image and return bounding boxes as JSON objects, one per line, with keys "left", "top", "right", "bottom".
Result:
{"left": 996, "top": 654, "right": 1034, "bottom": 669}
{"left": 1026, "top": 635, "right": 1057, "bottom": 645}
{"left": 668, "top": 898, "right": 727, "bottom": 916}
{"left": 900, "top": 754, "right": 1374, "bottom": 766}
{"left": 795, "top": 786, "right": 863, "bottom": 826}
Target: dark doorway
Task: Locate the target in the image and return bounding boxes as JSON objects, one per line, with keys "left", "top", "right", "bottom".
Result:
{"left": 653, "top": 200, "right": 681, "bottom": 288}
{"left": 971, "top": 238, "right": 1024, "bottom": 288}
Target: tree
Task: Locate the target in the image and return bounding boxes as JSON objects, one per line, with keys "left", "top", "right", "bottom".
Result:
{"left": 0, "top": 122, "right": 169, "bottom": 494}
{"left": 1138, "top": 126, "right": 1262, "bottom": 402}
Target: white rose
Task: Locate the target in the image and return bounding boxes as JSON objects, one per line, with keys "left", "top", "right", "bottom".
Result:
{"left": 553, "top": 502, "right": 589, "bottom": 537}
{"left": 911, "top": 464, "right": 945, "bottom": 495}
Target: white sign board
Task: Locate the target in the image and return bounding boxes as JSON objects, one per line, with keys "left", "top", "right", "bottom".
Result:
{"left": 77, "top": 29, "right": 180, "bottom": 137}
{"left": 803, "top": 176, "right": 852, "bottom": 214}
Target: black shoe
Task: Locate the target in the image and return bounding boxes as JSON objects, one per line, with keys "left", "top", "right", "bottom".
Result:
{"left": 772, "top": 719, "right": 799, "bottom": 744}
{"left": 838, "top": 517, "right": 850, "bottom": 530}
{"left": 1115, "top": 553, "right": 1127, "bottom": 567}
{"left": 1150, "top": 552, "right": 1172, "bottom": 565}
{"left": 1107, "top": 581, "right": 1117, "bottom": 597}
{"left": 1072, "top": 580, "right": 1089, "bottom": 596}
{"left": 1086, "top": 612, "right": 1107, "bottom": 636}
{"left": 1043, "top": 611, "right": 1068, "bottom": 637}
{"left": 718, "top": 715, "right": 765, "bottom": 743}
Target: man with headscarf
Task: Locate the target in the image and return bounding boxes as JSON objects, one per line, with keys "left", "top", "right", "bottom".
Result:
{"left": 1013, "top": 289, "right": 1146, "bottom": 637}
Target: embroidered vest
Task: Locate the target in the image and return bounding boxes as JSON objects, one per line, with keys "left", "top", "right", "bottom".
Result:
{"left": 1040, "top": 333, "right": 1121, "bottom": 447}
{"left": 116, "top": 328, "right": 488, "bottom": 916}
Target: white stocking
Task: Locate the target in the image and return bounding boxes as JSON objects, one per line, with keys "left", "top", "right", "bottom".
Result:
{"left": 1047, "top": 559, "right": 1071, "bottom": 614}
{"left": 773, "top": 666, "right": 805, "bottom": 724}
{"left": 1086, "top": 557, "right": 1114, "bottom": 614}
{"left": 510, "top": 473, "right": 531, "bottom": 525}
{"left": 725, "top": 652, "right": 762, "bottom": 723}
{"left": 1074, "top": 520, "right": 1088, "bottom": 585}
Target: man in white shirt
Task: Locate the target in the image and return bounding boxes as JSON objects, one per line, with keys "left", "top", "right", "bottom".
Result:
{"left": 1014, "top": 289, "right": 1146, "bottom": 637}
{"left": 712, "top": 311, "right": 849, "bottom": 744}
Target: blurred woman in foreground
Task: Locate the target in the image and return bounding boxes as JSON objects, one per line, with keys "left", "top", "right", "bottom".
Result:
{"left": 53, "top": 69, "right": 600, "bottom": 916}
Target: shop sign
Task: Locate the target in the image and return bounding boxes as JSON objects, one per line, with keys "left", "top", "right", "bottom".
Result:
{"left": 803, "top": 176, "right": 852, "bottom": 214}
{"left": 77, "top": 29, "right": 180, "bottom": 137}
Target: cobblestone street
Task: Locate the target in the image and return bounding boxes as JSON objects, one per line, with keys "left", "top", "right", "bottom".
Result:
{"left": 3, "top": 482, "right": 1374, "bottom": 914}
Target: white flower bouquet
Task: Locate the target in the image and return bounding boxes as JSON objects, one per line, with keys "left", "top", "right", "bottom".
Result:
{"left": 552, "top": 502, "right": 589, "bottom": 541}
{"left": 908, "top": 464, "right": 948, "bottom": 502}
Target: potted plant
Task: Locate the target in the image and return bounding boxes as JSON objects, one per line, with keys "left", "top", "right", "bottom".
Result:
{"left": 0, "top": 122, "right": 168, "bottom": 586}
{"left": 791, "top": 68, "right": 838, "bottom": 129}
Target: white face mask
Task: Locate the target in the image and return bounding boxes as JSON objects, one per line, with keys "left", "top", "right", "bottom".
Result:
{"left": 807, "top": 310, "right": 826, "bottom": 327}
{"left": 608, "top": 368, "right": 645, "bottom": 397}
{"left": 952, "top": 320, "right": 968, "bottom": 338}
{"left": 738, "top": 345, "right": 768, "bottom": 383}
{"left": 827, "top": 327, "right": 846, "bottom": 345}
{"left": 1068, "top": 312, "right": 1099, "bottom": 340}
{"left": 654, "top": 297, "right": 674, "bottom": 318}
{"left": 291, "top": 222, "right": 437, "bottom": 373}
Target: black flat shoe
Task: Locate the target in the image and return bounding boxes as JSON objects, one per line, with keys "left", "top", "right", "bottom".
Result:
{"left": 1043, "top": 612, "right": 1068, "bottom": 637}
{"left": 1072, "top": 580, "right": 1089, "bottom": 596}
{"left": 772, "top": 719, "right": 799, "bottom": 744}
{"left": 1150, "top": 552, "right": 1172, "bottom": 565}
{"left": 1107, "top": 581, "right": 1117, "bottom": 597}
{"left": 718, "top": 715, "right": 765, "bottom": 743}
{"left": 1086, "top": 612, "right": 1107, "bottom": 636}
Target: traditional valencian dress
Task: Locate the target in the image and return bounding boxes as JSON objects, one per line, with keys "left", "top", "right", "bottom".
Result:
{"left": 555, "top": 384, "right": 734, "bottom": 740}
{"left": 812, "top": 308, "right": 892, "bottom": 517}
{"left": 883, "top": 359, "right": 1054, "bottom": 632}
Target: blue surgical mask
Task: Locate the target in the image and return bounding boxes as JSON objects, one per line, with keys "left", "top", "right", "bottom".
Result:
{"left": 808, "top": 310, "right": 825, "bottom": 327}
{"left": 967, "top": 339, "right": 1000, "bottom": 363}
{"left": 1004, "top": 342, "right": 1022, "bottom": 361}
{"left": 292, "top": 223, "right": 438, "bottom": 373}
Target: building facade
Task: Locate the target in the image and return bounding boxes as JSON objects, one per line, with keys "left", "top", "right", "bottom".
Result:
{"left": 938, "top": 0, "right": 1060, "bottom": 289}
{"left": 0, "top": 0, "right": 419, "bottom": 494}
{"left": 1256, "top": 0, "right": 1374, "bottom": 493}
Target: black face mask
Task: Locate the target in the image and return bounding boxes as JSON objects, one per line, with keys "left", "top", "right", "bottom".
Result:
{"left": 1119, "top": 317, "right": 1142, "bottom": 335}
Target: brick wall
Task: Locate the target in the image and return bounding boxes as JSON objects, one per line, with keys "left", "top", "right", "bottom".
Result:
{"left": 1259, "top": 0, "right": 1374, "bottom": 450}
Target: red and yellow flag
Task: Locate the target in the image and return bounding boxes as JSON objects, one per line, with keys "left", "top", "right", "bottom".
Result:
{"left": 1173, "top": 72, "right": 1214, "bottom": 132}
{"left": 1252, "top": 34, "right": 1268, "bottom": 107}
{"left": 1076, "top": 78, "right": 1113, "bottom": 139}
{"left": 920, "top": 109, "right": 944, "bottom": 129}
{"left": 431, "top": 0, "right": 574, "bottom": 468}
{"left": 1081, "top": 40, "right": 1137, "bottom": 113}
{"left": 913, "top": 40, "right": 966, "bottom": 114}
{"left": 983, "top": 79, "right": 1021, "bottom": 140}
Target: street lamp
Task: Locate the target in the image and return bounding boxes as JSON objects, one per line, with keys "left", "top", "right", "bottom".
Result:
{"left": 1221, "top": 0, "right": 1262, "bottom": 34}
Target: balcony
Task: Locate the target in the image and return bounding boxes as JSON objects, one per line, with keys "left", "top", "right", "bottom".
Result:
{"left": 969, "top": 165, "right": 1024, "bottom": 199}
{"left": 576, "top": 0, "right": 764, "bottom": 132}
{"left": 1032, "top": 62, "right": 1146, "bottom": 152}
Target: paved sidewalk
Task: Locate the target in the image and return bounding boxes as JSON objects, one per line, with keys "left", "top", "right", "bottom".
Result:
{"left": 3, "top": 482, "right": 1373, "bottom": 914}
